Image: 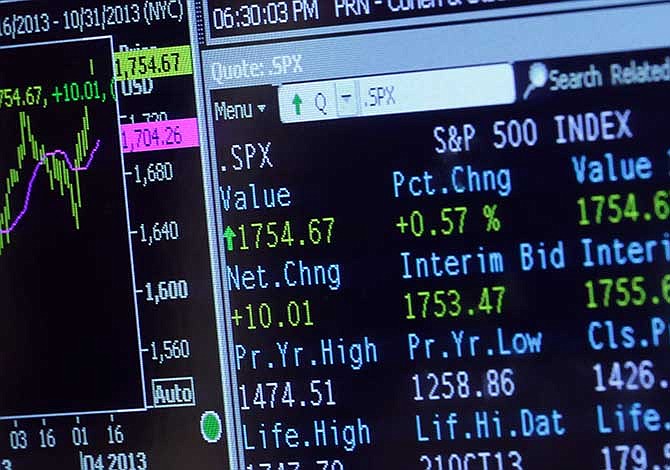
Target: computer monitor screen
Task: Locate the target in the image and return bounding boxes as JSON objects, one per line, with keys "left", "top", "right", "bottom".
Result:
{"left": 0, "top": 0, "right": 669, "bottom": 468}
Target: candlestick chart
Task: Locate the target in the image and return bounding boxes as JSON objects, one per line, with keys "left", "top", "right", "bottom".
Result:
{"left": 0, "top": 106, "right": 99, "bottom": 248}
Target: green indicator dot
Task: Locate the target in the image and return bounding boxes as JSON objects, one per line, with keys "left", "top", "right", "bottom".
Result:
{"left": 200, "top": 411, "right": 222, "bottom": 443}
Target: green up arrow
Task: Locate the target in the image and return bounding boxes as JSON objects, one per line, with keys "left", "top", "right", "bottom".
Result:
{"left": 222, "top": 226, "right": 236, "bottom": 251}
{"left": 292, "top": 94, "right": 303, "bottom": 115}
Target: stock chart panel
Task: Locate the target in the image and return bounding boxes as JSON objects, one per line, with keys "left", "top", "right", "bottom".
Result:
{"left": 0, "top": 1, "right": 230, "bottom": 468}
{"left": 0, "top": 38, "right": 142, "bottom": 417}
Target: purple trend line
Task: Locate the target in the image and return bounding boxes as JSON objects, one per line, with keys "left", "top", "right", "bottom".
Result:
{"left": 0, "top": 139, "right": 101, "bottom": 235}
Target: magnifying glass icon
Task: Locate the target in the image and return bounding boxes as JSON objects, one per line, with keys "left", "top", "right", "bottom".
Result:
{"left": 315, "top": 92, "right": 327, "bottom": 115}
{"left": 523, "top": 62, "right": 548, "bottom": 100}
